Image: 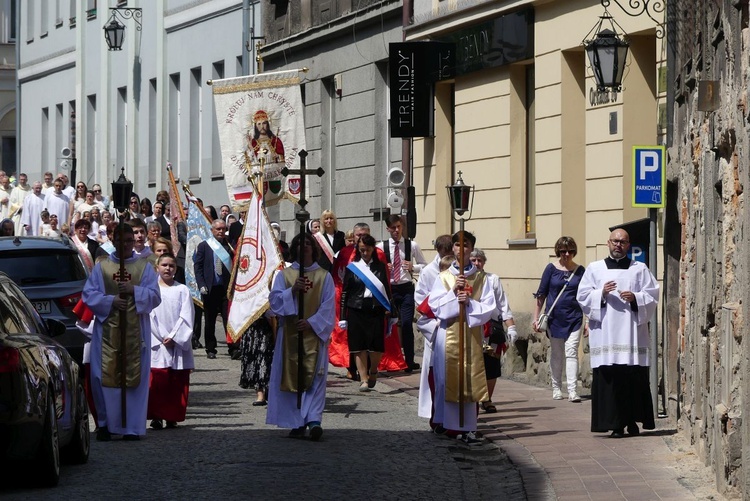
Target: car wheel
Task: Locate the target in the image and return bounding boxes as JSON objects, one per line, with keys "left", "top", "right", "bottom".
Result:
{"left": 62, "top": 383, "right": 90, "bottom": 464}
{"left": 35, "top": 392, "right": 61, "bottom": 487}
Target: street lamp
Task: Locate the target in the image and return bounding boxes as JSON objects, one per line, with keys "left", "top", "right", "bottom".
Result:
{"left": 446, "top": 171, "right": 474, "bottom": 428}
{"left": 103, "top": 8, "right": 143, "bottom": 51}
{"left": 583, "top": 12, "right": 629, "bottom": 92}
{"left": 111, "top": 167, "right": 133, "bottom": 213}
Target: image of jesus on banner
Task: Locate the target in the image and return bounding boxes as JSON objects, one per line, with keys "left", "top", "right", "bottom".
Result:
{"left": 247, "top": 109, "right": 285, "bottom": 165}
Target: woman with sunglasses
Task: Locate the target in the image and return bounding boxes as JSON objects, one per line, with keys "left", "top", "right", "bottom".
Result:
{"left": 532, "top": 236, "right": 586, "bottom": 403}
{"left": 68, "top": 181, "right": 88, "bottom": 224}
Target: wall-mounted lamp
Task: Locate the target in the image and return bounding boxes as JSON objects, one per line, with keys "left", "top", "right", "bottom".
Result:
{"left": 103, "top": 8, "right": 143, "bottom": 51}
{"left": 583, "top": 11, "right": 629, "bottom": 92}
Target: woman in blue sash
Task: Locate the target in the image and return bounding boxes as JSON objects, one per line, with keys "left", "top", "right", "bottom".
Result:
{"left": 339, "top": 234, "right": 394, "bottom": 392}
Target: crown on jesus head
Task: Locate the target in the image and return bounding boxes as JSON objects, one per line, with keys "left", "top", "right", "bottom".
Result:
{"left": 253, "top": 110, "right": 270, "bottom": 123}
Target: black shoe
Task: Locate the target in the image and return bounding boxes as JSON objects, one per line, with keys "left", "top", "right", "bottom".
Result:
{"left": 252, "top": 400, "right": 268, "bottom": 407}
{"left": 207, "top": 352, "right": 216, "bottom": 359}
{"left": 627, "top": 422, "right": 640, "bottom": 436}
{"left": 166, "top": 421, "right": 178, "bottom": 429}
{"left": 96, "top": 428, "right": 112, "bottom": 442}
{"left": 610, "top": 429, "right": 625, "bottom": 438}
{"left": 288, "top": 427, "right": 306, "bottom": 439}
{"left": 230, "top": 350, "right": 241, "bottom": 360}
{"left": 150, "top": 419, "right": 163, "bottom": 430}
{"left": 122, "top": 434, "right": 140, "bottom": 441}
{"left": 192, "top": 340, "right": 203, "bottom": 349}
{"left": 309, "top": 424, "right": 323, "bottom": 441}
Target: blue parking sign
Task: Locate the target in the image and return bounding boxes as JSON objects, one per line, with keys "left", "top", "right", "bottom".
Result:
{"left": 632, "top": 146, "right": 665, "bottom": 208}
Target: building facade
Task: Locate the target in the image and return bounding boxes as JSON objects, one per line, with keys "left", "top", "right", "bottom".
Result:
{"left": 0, "top": 0, "right": 16, "bottom": 175}
{"left": 666, "top": 1, "right": 749, "bottom": 497}
{"left": 260, "top": 0, "right": 404, "bottom": 239}
{"left": 405, "top": 0, "right": 666, "bottom": 384}
{"left": 17, "top": 0, "right": 259, "bottom": 208}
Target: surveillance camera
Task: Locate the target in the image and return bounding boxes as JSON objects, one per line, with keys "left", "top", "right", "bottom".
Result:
{"left": 61, "top": 147, "right": 72, "bottom": 158}
{"left": 387, "top": 189, "right": 404, "bottom": 209}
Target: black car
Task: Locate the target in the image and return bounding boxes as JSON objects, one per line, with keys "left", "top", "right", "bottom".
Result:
{"left": 0, "top": 236, "right": 89, "bottom": 365}
{"left": 0, "top": 272, "right": 90, "bottom": 487}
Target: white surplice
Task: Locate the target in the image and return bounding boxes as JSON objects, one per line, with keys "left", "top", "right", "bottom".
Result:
{"left": 83, "top": 253, "right": 161, "bottom": 436}
{"left": 576, "top": 259, "right": 659, "bottom": 368}
{"left": 428, "top": 264, "right": 496, "bottom": 431}
{"left": 266, "top": 262, "right": 335, "bottom": 429}
{"left": 19, "top": 192, "right": 45, "bottom": 235}
{"left": 415, "top": 255, "right": 441, "bottom": 419}
{"left": 45, "top": 192, "right": 71, "bottom": 226}
{"left": 150, "top": 282, "right": 195, "bottom": 370}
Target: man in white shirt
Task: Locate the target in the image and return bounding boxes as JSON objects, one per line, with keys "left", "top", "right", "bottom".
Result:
{"left": 377, "top": 214, "right": 427, "bottom": 372}
{"left": 20, "top": 181, "right": 46, "bottom": 235}
{"left": 9, "top": 173, "right": 32, "bottom": 234}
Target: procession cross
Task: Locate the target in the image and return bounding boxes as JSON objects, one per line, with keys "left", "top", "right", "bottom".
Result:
{"left": 281, "top": 149, "right": 324, "bottom": 409}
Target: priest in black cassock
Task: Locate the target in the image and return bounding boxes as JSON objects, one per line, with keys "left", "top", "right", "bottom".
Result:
{"left": 576, "top": 229, "right": 659, "bottom": 438}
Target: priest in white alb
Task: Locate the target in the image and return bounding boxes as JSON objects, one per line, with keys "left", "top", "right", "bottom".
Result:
{"left": 576, "top": 228, "right": 659, "bottom": 438}
{"left": 45, "top": 178, "right": 71, "bottom": 227}
{"left": 267, "top": 232, "right": 335, "bottom": 441}
{"left": 83, "top": 224, "right": 161, "bottom": 441}
{"left": 9, "top": 173, "right": 31, "bottom": 235}
{"left": 20, "top": 181, "right": 45, "bottom": 235}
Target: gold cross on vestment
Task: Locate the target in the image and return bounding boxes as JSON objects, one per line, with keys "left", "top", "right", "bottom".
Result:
{"left": 112, "top": 270, "right": 132, "bottom": 283}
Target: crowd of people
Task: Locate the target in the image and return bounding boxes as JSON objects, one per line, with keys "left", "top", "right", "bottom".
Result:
{"left": 1, "top": 169, "right": 660, "bottom": 444}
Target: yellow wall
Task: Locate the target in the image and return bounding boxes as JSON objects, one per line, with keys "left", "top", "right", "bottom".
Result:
{"left": 410, "top": 0, "right": 665, "bottom": 320}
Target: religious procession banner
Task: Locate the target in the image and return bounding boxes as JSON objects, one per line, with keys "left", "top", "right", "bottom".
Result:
{"left": 212, "top": 70, "right": 306, "bottom": 209}
{"left": 184, "top": 198, "right": 213, "bottom": 309}
{"left": 227, "top": 181, "right": 284, "bottom": 342}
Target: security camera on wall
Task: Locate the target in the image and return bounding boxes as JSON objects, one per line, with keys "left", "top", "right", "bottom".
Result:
{"left": 61, "top": 147, "right": 72, "bottom": 158}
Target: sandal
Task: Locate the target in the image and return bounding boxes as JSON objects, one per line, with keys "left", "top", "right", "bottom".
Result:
{"left": 481, "top": 401, "right": 497, "bottom": 413}
{"left": 359, "top": 382, "right": 371, "bottom": 392}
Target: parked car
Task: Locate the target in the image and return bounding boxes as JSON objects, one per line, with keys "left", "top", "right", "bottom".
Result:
{"left": 0, "top": 236, "right": 88, "bottom": 365}
{"left": 0, "top": 271, "right": 90, "bottom": 487}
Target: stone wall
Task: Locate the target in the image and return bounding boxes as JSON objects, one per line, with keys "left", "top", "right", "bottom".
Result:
{"left": 665, "top": 1, "right": 749, "bottom": 498}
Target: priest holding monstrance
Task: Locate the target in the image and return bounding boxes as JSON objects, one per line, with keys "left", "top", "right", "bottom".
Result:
{"left": 83, "top": 172, "right": 161, "bottom": 441}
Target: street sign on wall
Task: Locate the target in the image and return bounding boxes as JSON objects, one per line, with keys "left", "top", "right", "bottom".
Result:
{"left": 632, "top": 146, "right": 666, "bottom": 208}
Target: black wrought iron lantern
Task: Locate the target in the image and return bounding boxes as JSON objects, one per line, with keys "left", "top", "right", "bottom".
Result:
{"left": 103, "top": 18, "right": 126, "bottom": 50}
{"left": 111, "top": 168, "right": 133, "bottom": 212}
{"left": 447, "top": 171, "right": 474, "bottom": 218}
{"left": 583, "top": 13, "right": 630, "bottom": 92}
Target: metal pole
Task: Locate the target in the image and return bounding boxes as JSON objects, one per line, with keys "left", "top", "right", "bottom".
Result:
{"left": 458, "top": 221, "right": 465, "bottom": 428}
{"left": 118, "top": 219, "right": 128, "bottom": 428}
{"left": 649, "top": 208, "right": 658, "bottom": 415}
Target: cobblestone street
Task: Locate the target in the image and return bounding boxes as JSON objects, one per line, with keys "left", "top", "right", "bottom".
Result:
{"left": 1, "top": 344, "right": 527, "bottom": 500}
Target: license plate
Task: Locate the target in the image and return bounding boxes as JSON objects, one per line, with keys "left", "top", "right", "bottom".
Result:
{"left": 33, "top": 301, "right": 51, "bottom": 314}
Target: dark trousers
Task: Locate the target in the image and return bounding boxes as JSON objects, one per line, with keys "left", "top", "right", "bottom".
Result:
{"left": 202, "top": 286, "right": 228, "bottom": 355}
{"left": 391, "top": 282, "right": 416, "bottom": 366}
{"left": 193, "top": 304, "right": 203, "bottom": 344}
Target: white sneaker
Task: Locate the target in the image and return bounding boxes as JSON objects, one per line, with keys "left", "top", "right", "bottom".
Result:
{"left": 552, "top": 389, "right": 564, "bottom": 400}
{"left": 568, "top": 392, "right": 581, "bottom": 402}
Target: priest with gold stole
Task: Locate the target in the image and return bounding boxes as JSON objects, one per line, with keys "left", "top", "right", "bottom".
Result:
{"left": 428, "top": 231, "right": 496, "bottom": 445}
{"left": 267, "top": 233, "right": 335, "bottom": 441}
{"left": 83, "top": 224, "right": 161, "bottom": 441}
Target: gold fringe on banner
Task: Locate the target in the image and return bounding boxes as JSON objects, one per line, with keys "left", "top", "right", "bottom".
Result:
{"left": 212, "top": 77, "right": 301, "bottom": 94}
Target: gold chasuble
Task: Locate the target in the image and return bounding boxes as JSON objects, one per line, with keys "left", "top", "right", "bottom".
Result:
{"left": 440, "top": 271, "right": 489, "bottom": 403}
{"left": 280, "top": 266, "right": 328, "bottom": 392}
{"left": 99, "top": 258, "right": 150, "bottom": 388}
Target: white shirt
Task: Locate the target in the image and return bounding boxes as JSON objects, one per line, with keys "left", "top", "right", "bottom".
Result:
{"left": 377, "top": 237, "right": 427, "bottom": 285}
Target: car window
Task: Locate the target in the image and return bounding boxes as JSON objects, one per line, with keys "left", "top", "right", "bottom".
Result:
{"left": 7, "top": 283, "right": 45, "bottom": 334}
{"left": 0, "top": 288, "right": 28, "bottom": 334}
{"left": 0, "top": 249, "right": 87, "bottom": 284}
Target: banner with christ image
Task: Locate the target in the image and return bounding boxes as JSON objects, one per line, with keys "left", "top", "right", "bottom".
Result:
{"left": 212, "top": 70, "right": 306, "bottom": 208}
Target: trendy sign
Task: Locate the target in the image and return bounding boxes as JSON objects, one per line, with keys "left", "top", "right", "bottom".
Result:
{"left": 389, "top": 42, "right": 454, "bottom": 138}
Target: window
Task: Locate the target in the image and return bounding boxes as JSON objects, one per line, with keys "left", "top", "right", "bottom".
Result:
{"left": 26, "top": 0, "right": 34, "bottom": 41}
{"left": 41, "top": 107, "right": 49, "bottom": 175}
{"left": 9, "top": 0, "right": 16, "bottom": 41}
{"left": 525, "top": 66, "right": 536, "bottom": 237}
{"left": 168, "top": 73, "right": 180, "bottom": 177}
{"left": 189, "top": 67, "right": 202, "bottom": 181}
{"left": 211, "top": 62, "right": 224, "bottom": 177}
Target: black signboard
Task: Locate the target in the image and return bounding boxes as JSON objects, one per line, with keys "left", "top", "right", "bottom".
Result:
{"left": 389, "top": 41, "right": 455, "bottom": 138}
{"left": 438, "top": 8, "right": 534, "bottom": 77}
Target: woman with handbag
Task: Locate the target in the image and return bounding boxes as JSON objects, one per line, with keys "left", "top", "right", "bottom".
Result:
{"left": 533, "top": 236, "right": 586, "bottom": 402}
